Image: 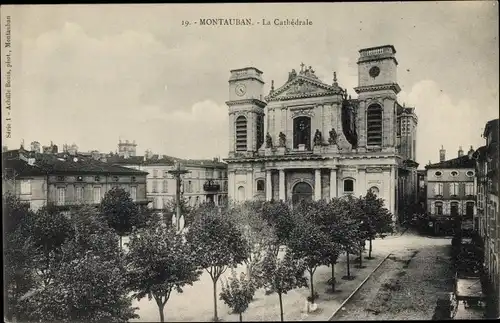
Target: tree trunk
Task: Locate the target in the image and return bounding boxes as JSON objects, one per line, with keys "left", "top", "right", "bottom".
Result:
{"left": 278, "top": 292, "right": 284, "bottom": 322}
{"left": 119, "top": 235, "right": 123, "bottom": 250}
{"left": 309, "top": 269, "right": 315, "bottom": 302}
{"left": 239, "top": 313, "right": 243, "bottom": 322}
{"left": 346, "top": 251, "right": 350, "bottom": 277}
{"left": 158, "top": 302, "right": 165, "bottom": 322}
{"left": 331, "top": 263, "right": 336, "bottom": 291}
{"left": 212, "top": 279, "right": 218, "bottom": 321}
{"left": 369, "top": 238, "right": 373, "bottom": 258}
{"left": 359, "top": 248, "right": 363, "bottom": 267}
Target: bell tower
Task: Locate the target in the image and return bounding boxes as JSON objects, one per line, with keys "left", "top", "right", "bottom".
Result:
{"left": 227, "top": 67, "right": 267, "bottom": 158}
{"left": 354, "top": 45, "right": 401, "bottom": 150}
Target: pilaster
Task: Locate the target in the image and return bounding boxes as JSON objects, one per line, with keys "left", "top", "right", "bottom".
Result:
{"left": 228, "top": 170, "right": 235, "bottom": 202}
{"left": 246, "top": 171, "right": 254, "bottom": 199}
{"left": 279, "top": 169, "right": 286, "bottom": 201}
{"left": 329, "top": 168, "right": 337, "bottom": 199}
{"left": 266, "top": 170, "right": 272, "bottom": 201}
{"left": 358, "top": 168, "right": 367, "bottom": 197}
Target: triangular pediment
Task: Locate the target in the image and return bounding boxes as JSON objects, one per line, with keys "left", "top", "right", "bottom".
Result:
{"left": 265, "top": 75, "right": 343, "bottom": 102}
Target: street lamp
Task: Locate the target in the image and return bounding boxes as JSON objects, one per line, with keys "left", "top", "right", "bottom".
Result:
{"left": 168, "top": 161, "right": 190, "bottom": 231}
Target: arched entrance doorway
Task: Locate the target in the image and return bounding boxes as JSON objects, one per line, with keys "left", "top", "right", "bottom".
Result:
{"left": 292, "top": 182, "right": 313, "bottom": 205}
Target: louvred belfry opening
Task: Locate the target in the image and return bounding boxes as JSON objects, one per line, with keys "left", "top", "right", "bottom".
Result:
{"left": 235, "top": 116, "right": 248, "bottom": 151}
{"left": 367, "top": 104, "right": 383, "bottom": 146}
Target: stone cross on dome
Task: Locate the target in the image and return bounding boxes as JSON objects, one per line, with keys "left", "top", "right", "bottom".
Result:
{"left": 333, "top": 71, "right": 338, "bottom": 86}
{"left": 300, "top": 62, "right": 305, "bottom": 72}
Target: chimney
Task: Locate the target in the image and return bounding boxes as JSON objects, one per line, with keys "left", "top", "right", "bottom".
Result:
{"left": 458, "top": 146, "right": 464, "bottom": 157}
{"left": 468, "top": 145, "right": 474, "bottom": 158}
{"left": 439, "top": 145, "right": 446, "bottom": 162}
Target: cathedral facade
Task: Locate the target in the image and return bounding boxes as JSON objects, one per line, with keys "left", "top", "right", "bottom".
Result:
{"left": 224, "top": 45, "right": 418, "bottom": 221}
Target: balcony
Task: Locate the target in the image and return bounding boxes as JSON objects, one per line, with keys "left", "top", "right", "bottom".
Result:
{"left": 203, "top": 180, "right": 220, "bottom": 192}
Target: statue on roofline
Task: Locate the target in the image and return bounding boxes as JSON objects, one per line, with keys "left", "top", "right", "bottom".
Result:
{"left": 265, "top": 132, "right": 273, "bottom": 148}
{"left": 329, "top": 128, "right": 338, "bottom": 145}
{"left": 278, "top": 132, "right": 286, "bottom": 147}
{"left": 313, "top": 129, "right": 323, "bottom": 146}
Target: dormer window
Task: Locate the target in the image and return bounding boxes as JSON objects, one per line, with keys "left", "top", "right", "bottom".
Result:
{"left": 95, "top": 176, "right": 101, "bottom": 182}
{"left": 57, "top": 176, "right": 65, "bottom": 181}
{"left": 451, "top": 171, "right": 459, "bottom": 177}
{"left": 131, "top": 176, "right": 136, "bottom": 182}
{"left": 434, "top": 171, "right": 442, "bottom": 177}
{"left": 466, "top": 171, "right": 475, "bottom": 177}
{"left": 113, "top": 176, "right": 119, "bottom": 182}
{"left": 76, "top": 176, "right": 83, "bottom": 182}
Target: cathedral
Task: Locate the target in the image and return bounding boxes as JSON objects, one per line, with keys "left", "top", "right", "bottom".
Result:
{"left": 224, "top": 45, "right": 419, "bottom": 222}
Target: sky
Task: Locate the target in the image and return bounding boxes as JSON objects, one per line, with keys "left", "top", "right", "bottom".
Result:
{"left": 1, "top": 2, "right": 498, "bottom": 166}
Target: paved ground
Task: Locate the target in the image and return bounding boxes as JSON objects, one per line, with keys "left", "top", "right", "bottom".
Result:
{"left": 330, "top": 232, "right": 455, "bottom": 321}
{"left": 127, "top": 238, "right": 392, "bottom": 322}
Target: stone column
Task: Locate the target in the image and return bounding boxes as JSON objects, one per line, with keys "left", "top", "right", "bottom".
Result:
{"left": 329, "top": 168, "right": 337, "bottom": 199}
{"left": 266, "top": 170, "right": 273, "bottom": 201}
{"left": 279, "top": 169, "right": 286, "bottom": 201}
{"left": 314, "top": 169, "right": 322, "bottom": 201}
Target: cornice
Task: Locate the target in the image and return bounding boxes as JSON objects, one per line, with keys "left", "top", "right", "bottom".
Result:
{"left": 226, "top": 98, "right": 267, "bottom": 108}
{"left": 354, "top": 83, "right": 401, "bottom": 95}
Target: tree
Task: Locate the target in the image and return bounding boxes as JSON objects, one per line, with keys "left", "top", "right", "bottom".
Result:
{"left": 100, "top": 187, "right": 140, "bottom": 248}
{"left": 19, "top": 205, "right": 138, "bottom": 323}
{"left": 219, "top": 270, "right": 256, "bottom": 322}
{"left": 260, "top": 201, "right": 295, "bottom": 255}
{"left": 30, "top": 206, "right": 76, "bottom": 286}
{"left": 3, "top": 194, "right": 37, "bottom": 322}
{"left": 186, "top": 204, "right": 249, "bottom": 321}
{"left": 126, "top": 224, "right": 201, "bottom": 322}
{"left": 331, "top": 196, "right": 365, "bottom": 280}
{"left": 313, "top": 199, "right": 344, "bottom": 292}
{"left": 255, "top": 251, "right": 308, "bottom": 322}
{"left": 228, "top": 201, "right": 278, "bottom": 286}
{"left": 288, "top": 200, "right": 331, "bottom": 302}
{"left": 359, "top": 190, "right": 394, "bottom": 259}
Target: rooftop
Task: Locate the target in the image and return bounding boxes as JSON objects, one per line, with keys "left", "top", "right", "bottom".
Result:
{"left": 425, "top": 155, "right": 475, "bottom": 170}
{"left": 3, "top": 149, "right": 148, "bottom": 176}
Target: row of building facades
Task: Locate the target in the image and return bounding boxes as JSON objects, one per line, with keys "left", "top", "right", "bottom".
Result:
{"left": 2, "top": 140, "right": 228, "bottom": 213}
{"left": 415, "top": 118, "right": 499, "bottom": 316}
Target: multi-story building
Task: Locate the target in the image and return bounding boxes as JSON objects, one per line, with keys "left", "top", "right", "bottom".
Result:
{"left": 2, "top": 147, "right": 149, "bottom": 211}
{"left": 424, "top": 146, "right": 476, "bottom": 235}
{"left": 224, "top": 45, "right": 418, "bottom": 221}
{"left": 107, "top": 149, "right": 228, "bottom": 212}
{"left": 417, "top": 169, "right": 427, "bottom": 212}
{"left": 473, "top": 118, "right": 499, "bottom": 318}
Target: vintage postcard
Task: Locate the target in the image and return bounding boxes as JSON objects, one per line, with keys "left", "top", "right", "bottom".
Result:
{"left": 2, "top": 2, "right": 499, "bottom": 322}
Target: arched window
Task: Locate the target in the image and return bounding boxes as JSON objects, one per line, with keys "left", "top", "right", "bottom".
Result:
{"left": 343, "top": 179, "right": 354, "bottom": 193}
{"left": 369, "top": 186, "right": 380, "bottom": 196}
{"left": 367, "top": 104, "right": 383, "bottom": 146}
{"left": 293, "top": 116, "right": 311, "bottom": 149}
{"left": 235, "top": 116, "right": 247, "bottom": 151}
{"left": 256, "top": 179, "right": 265, "bottom": 192}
